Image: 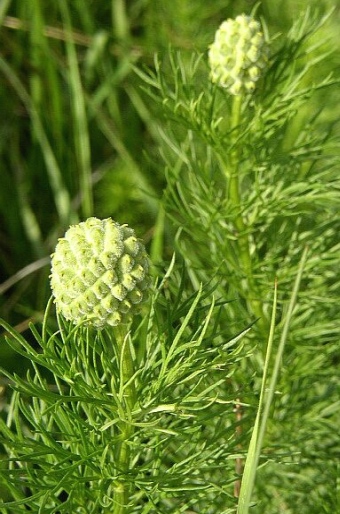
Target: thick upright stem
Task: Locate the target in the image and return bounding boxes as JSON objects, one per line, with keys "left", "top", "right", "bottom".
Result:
{"left": 113, "top": 325, "right": 136, "bottom": 514}
{"left": 223, "top": 95, "right": 264, "bottom": 328}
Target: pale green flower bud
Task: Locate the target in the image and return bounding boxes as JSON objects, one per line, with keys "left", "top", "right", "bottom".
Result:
{"left": 50, "top": 217, "right": 151, "bottom": 328}
{"left": 208, "top": 14, "right": 269, "bottom": 95}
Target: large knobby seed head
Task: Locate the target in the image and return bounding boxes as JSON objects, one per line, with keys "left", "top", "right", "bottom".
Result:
{"left": 208, "top": 14, "right": 269, "bottom": 95}
{"left": 50, "top": 217, "right": 151, "bottom": 328}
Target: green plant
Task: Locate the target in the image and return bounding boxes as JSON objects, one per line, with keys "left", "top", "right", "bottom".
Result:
{"left": 1, "top": 3, "right": 340, "bottom": 513}
{"left": 135, "top": 7, "right": 340, "bottom": 512}
{"left": 1, "top": 255, "right": 254, "bottom": 513}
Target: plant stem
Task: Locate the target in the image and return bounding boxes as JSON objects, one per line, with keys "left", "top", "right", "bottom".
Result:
{"left": 223, "top": 95, "right": 264, "bottom": 328}
{"left": 113, "top": 325, "right": 136, "bottom": 514}
{"left": 228, "top": 95, "right": 251, "bottom": 276}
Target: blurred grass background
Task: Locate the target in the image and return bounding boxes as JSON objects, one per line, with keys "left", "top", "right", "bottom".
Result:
{"left": 0, "top": 2, "right": 337, "bottom": 363}
{"left": 0, "top": 0, "right": 338, "bottom": 369}
{"left": 1, "top": 0, "right": 340, "bottom": 361}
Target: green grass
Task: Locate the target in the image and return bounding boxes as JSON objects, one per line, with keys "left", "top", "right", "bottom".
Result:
{"left": 1, "top": 1, "right": 340, "bottom": 512}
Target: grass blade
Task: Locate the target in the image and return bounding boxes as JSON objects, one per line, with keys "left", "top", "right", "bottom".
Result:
{"left": 237, "top": 246, "right": 309, "bottom": 513}
{"left": 59, "top": 0, "right": 93, "bottom": 219}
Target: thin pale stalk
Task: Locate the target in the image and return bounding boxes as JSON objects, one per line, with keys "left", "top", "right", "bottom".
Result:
{"left": 237, "top": 279, "right": 278, "bottom": 514}
{"left": 237, "top": 246, "right": 309, "bottom": 513}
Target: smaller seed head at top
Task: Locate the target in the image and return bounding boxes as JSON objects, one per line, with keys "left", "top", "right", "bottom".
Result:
{"left": 208, "top": 14, "right": 269, "bottom": 95}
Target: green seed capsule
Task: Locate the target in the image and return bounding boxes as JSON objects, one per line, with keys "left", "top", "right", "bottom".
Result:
{"left": 50, "top": 217, "right": 151, "bottom": 328}
{"left": 208, "top": 14, "right": 269, "bottom": 95}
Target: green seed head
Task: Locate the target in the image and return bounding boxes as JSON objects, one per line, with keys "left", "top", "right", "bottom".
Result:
{"left": 208, "top": 14, "right": 269, "bottom": 95}
{"left": 50, "top": 217, "right": 151, "bottom": 328}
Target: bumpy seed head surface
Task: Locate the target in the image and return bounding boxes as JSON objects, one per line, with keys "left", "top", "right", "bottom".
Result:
{"left": 208, "top": 14, "right": 269, "bottom": 95}
{"left": 50, "top": 217, "right": 151, "bottom": 328}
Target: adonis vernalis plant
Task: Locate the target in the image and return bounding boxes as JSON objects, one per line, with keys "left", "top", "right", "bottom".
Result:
{"left": 0, "top": 5, "right": 339, "bottom": 514}
{"left": 0, "top": 216, "right": 252, "bottom": 513}
{"left": 135, "top": 7, "right": 340, "bottom": 512}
